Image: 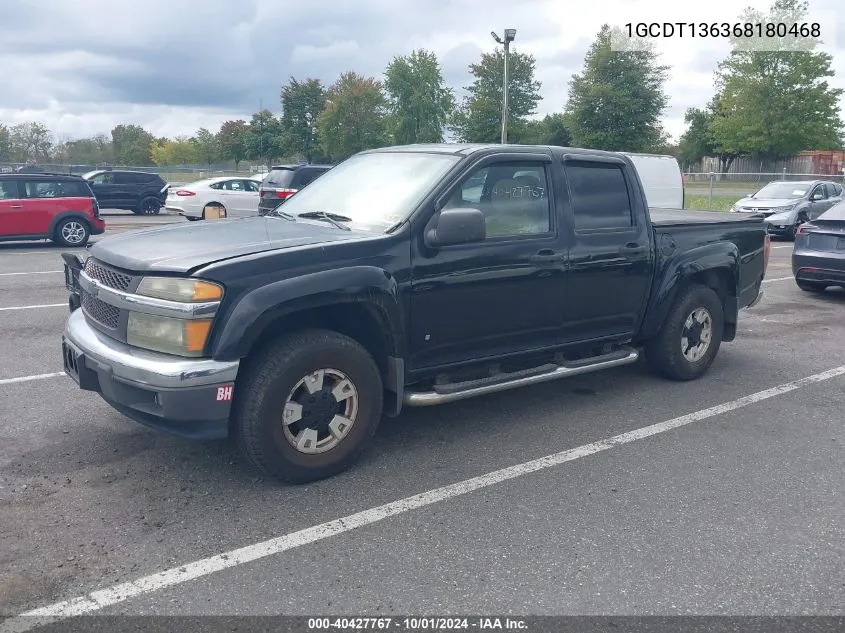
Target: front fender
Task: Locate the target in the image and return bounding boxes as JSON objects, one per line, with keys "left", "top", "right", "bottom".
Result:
{"left": 210, "top": 266, "right": 405, "bottom": 361}
{"left": 640, "top": 241, "right": 740, "bottom": 340}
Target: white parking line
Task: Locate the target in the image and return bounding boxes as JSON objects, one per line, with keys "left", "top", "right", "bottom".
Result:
{"left": 0, "top": 372, "right": 65, "bottom": 386}
{"left": 4, "top": 363, "right": 844, "bottom": 632}
{"left": 0, "top": 270, "right": 62, "bottom": 277}
{"left": 763, "top": 276, "right": 794, "bottom": 284}
{"left": 0, "top": 250, "right": 85, "bottom": 256}
{"left": 771, "top": 245, "right": 793, "bottom": 249}
{"left": 0, "top": 303, "right": 66, "bottom": 312}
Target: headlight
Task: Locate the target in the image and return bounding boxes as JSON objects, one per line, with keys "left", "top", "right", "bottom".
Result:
{"left": 136, "top": 277, "right": 223, "bottom": 302}
{"left": 771, "top": 205, "right": 796, "bottom": 213}
{"left": 127, "top": 312, "right": 213, "bottom": 357}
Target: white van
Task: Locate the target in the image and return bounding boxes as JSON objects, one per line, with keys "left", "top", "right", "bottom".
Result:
{"left": 622, "top": 153, "right": 685, "bottom": 209}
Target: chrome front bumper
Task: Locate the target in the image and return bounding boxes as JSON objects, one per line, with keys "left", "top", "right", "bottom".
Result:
{"left": 62, "top": 309, "right": 240, "bottom": 439}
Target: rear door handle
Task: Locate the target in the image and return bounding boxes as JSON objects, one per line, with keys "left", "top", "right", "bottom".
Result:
{"left": 10, "top": 205, "right": 23, "bottom": 209}
{"left": 529, "top": 249, "right": 566, "bottom": 263}
{"left": 619, "top": 242, "right": 647, "bottom": 254}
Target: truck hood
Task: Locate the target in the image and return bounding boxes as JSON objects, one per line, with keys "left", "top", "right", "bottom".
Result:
{"left": 87, "top": 216, "right": 366, "bottom": 273}
{"left": 763, "top": 210, "right": 797, "bottom": 223}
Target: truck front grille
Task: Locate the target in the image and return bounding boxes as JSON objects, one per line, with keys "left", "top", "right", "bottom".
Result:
{"left": 82, "top": 292, "right": 120, "bottom": 329}
{"left": 84, "top": 258, "right": 132, "bottom": 291}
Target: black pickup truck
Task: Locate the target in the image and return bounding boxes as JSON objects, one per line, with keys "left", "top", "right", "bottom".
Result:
{"left": 61, "top": 144, "right": 769, "bottom": 483}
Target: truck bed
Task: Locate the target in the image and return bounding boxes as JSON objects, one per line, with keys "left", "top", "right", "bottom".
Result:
{"left": 650, "top": 208, "right": 762, "bottom": 226}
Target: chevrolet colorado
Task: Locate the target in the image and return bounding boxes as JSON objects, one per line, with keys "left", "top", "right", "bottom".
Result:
{"left": 61, "top": 144, "right": 769, "bottom": 483}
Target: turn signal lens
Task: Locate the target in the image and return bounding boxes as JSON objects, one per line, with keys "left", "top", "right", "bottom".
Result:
{"left": 136, "top": 277, "right": 223, "bottom": 302}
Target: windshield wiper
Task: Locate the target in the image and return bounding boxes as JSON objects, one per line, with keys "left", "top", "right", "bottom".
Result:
{"left": 269, "top": 208, "right": 296, "bottom": 221}
{"left": 296, "top": 211, "right": 352, "bottom": 231}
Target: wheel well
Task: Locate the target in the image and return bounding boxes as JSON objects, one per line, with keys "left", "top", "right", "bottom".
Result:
{"left": 246, "top": 303, "right": 391, "bottom": 379}
{"left": 687, "top": 267, "right": 734, "bottom": 306}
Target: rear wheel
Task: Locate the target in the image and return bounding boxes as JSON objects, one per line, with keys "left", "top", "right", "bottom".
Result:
{"left": 645, "top": 284, "right": 724, "bottom": 381}
{"left": 136, "top": 197, "right": 161, "bottom": 215}
{"left": 796, "top": 280, "right": 828, "bottom": 292}
{"left": 233, "top": 329, "right": 383, "bottom": 483}
{"left": 53, "top": 218, "right": 90, "bottom": 247}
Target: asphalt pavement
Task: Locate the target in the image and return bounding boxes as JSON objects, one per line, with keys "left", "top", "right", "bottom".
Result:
{"left": 0, "top": 226, "right": 843, "bottom": 626}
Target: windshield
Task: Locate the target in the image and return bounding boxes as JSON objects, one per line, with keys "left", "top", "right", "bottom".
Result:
{"left": 754, "top": 182, "right": 809, "bottom": 199}
{"left": 80, "top": 171, "right": 98, "bottom": 180}
{"left": 278, "top": 152, "right": 461, "bottom": 230}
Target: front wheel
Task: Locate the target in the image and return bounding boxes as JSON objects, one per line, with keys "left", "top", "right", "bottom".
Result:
{"left": 645, "top": 284, "right": 724, "bottom": 381}
{"left": 233, "top": 329, "right": 384, "bottom": 483}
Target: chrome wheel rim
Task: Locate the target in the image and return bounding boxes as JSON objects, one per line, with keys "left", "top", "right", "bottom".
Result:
{"left": 61, "top": 221, "right": 86, "bottom": 244}
{"left": 681, "top": 307, "right": 713, "bottom": 362}
{"left": 282, "top": 369, "right": 359, "bottom": 454}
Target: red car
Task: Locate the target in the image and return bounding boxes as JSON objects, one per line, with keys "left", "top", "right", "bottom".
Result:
{"left": 0, "top": 173, "right": 105, "bottom": 246}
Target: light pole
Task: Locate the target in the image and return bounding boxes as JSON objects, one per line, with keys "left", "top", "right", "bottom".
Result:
{"left": 491, "top": 28, "right": 517, "bottom": 144}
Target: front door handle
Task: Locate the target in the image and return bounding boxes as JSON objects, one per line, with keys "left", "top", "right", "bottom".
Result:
{"left": 10, "top": 205, "right": 23, "bottom": 209}
{"left": 529, "top": 249, "right": 566, "bottom": 263}
{"left": 619, "top": 242, "right": 647, "bottom": 254}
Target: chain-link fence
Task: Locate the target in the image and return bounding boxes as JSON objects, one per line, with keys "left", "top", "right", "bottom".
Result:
{"left": 683, "top": 171, "right": 845, "bottom": 210}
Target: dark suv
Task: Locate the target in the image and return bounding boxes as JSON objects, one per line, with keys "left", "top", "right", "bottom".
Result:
{"left": 257, "top": 164, "right": 332, "bottom": 215}
{"left": 82, "top": 169, "right": 169, "bottom": 215}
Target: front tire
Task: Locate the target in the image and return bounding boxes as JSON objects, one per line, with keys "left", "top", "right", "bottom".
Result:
{"left": 233, "top": 329, "right": 383, "bottom": 484}
{"left": 53, "top": 218, "right": 90, "bottom": 247}
{"left": 645, "top": 284, "right": 724, "bottom": 381}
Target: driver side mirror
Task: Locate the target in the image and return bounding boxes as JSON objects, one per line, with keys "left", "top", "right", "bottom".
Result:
{"left": 425, "top": 207, "right": 486, "bottom": 247}
{"left": 811, "top": 192, "right": 823, "bottom": 201}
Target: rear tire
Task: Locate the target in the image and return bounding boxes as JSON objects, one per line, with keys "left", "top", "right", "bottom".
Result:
{"left": 645, "top": 284, "right": 724, "bottom": 381}
{"left": 136, "top": 197, "right": 161, "bottom": 215}
{"left": 233, "top": 329, "right": 383, "bottom": 484}
{"left": 796, "top": 280, "right": 827, "bottom": 292}
{"left": 53, "top": 218, "right": 90, "bottom": 247}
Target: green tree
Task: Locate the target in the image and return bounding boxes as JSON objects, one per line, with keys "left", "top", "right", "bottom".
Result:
{"left": 0, "top": 124, "right": 11, "bottom": 162}
{"left": 194, "top": 128, "right": 220, "bottom": 165}
{"left": 677, "top": 107, "right": 715, "bottom": 167}
{"left": 55, "top": 134, "right": 114, "bottom": 165}
{"left": 450, "top": 48, "right": 541, "bottom": 143}
{"left": 281, "top": 77, "right": 326, "bottom": 162}
{"left": 244, "top": 110, "right": 285, "bottom": 167}
{"left": 514, "top": 113, "right": 572, "bottom": 146}
{"left": 216, "top": 119, "right": 249, "bottom": 170}
{"left": 110, "top": 124, "right": 154, "bottom": 165}
{"left": 150, "top": 136, "right": 201, "bottom": 166}
{"left": 710, "top": 0, "right": 843, "bottom": 160}
{"left": 384, "top": 49, "right": 454, "bottom": 144}
{"left": 317, "top": 71, "right": 388, "bottom": 161}
{"left": 9, "top": 121, "right": 53, "bottom": 162}
{"left": 564, "top": 24, "right": 669, "bottom": 152}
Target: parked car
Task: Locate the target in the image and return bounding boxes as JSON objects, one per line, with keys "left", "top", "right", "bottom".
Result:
{"left": 81, "top": 169, "right": 169, "bottom": 215}
{"left": 61, "top": 143, "right": 768, "bottom": 484}
{"left": 0, "top": 173, "right": 105, "bottom": 246}
{"left": 730, "top": 180, "right": 844, "bottom": 239}
{"left": 257, "top": 164, "right": 332, "bottom": 215}
{"left": 792, "top": 201, "right": 845, "bottom": 292}
{"left": 165, "top": 175, "right": 265, "bottom": 220}
{"left": 621, "top": 153, "right": 685, "bottom": 209}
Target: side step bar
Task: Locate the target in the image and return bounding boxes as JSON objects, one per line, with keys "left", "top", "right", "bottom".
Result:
{"left": 403, "top": 348, "right": 640, "bottom": 407}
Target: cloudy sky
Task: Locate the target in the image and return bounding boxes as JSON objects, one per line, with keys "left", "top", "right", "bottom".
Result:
{"left": 1, "top": 0, "right": 843, "bottom": 143}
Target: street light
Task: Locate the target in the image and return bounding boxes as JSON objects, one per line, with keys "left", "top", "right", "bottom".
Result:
{"left": 491, "top": 28, "right": 517, "bottom": 144}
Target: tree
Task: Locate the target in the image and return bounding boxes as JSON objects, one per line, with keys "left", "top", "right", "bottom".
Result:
{"left": 9, "top": 121, "right": 53, "bottom": 162}
{"left": 111, "top": 124, "right": 154, "bottom": 165}
{"left": 0, "top": 124, "right": 11, "bottom": 162}
{"left": 515, "top": 113, "right": 572, "bottom": 146}
{"left": 450, "top": 48, "right": 541, "bottom": 143}
{"left": 317, "top": 71, "right": 388, "bottom": 161}
{"left": 564, "top": 24, "right": 669, "bottom": 152}
{"left": 678, "top": 107, "right": 715, "bottom": 167}
{"left": 216, "top": 119, "right": 249, "bottom": 170}
{"left": 194, "top": 128, "right": 220, "bottom": 166}
{"left": 244, "top": 109, "right": 285, "bottom": 166}
{"left": 709, "top": 0, "right": 843, "bottom": 160}
{"left": 150, "top": 136, "right": 201, "bottom": 166}
{"left": 280, "top": 78, "right": 326, "bottom": 162}
{"left": 384, "top": 49, "right": 454, "bottom": 144}
{"left": 53, "top": 134, "right": 114, "bottom": 165}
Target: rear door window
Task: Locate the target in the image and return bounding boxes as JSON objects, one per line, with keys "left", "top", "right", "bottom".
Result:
{"left": 565, "top": 162, "right": 634, "bottom": 231}
{"left": 0, "top": 180, "right": 20, "bottom": 199}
